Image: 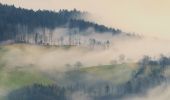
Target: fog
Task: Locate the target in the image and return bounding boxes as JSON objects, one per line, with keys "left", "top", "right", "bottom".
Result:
{"left": 124, "top": 83, "right": 170, "bottom": 100}
{"left": 70, "top": 91, "right": 92, "bottom": 100}
{"left": 2, "top": 31, "right": 170, "bottom": 72}
{"left": 1, "top": 27, "right": 170, "bottom": 100}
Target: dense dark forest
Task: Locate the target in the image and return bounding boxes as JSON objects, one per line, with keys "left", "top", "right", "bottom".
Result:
{"left": 7, "top": 56, "right": 170, "bottom": 100}
{"left": 0, "top": 3, "right": 121, "bottom": 42}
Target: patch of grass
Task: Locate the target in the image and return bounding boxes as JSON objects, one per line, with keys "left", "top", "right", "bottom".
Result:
{"left": 0, "top": 44, "right": 140, "bottom": 99}
{"left": 0, "top": 67, "right": 54, "bottom": 90}
{"left": 0, "top": 46, "right": 7, "bottom": 60}
{"left": 81, "top": 63, "right": 138, "bottom": 85}
{"left": 0, "top": 45, "right": 54, "bottom": 90}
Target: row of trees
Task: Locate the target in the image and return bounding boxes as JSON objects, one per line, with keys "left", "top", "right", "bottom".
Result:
{"left": 8, "top": 84, "right": 66, "bottom": 100}
{"left": 14, "top": 26, "right": 111, "bottom": 48}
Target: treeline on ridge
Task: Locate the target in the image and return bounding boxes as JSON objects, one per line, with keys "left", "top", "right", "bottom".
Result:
{"left": 0, "top": 3, "right": 121, "bottom": 41}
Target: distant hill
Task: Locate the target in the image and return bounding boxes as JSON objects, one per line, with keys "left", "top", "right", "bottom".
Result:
{"left": 0, "top": 3, "right": 121, "bottom": 42}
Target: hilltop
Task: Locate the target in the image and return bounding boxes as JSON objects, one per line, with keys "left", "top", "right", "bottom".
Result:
{"left": 0, "top": 3, "right": 122, "bottom": 43}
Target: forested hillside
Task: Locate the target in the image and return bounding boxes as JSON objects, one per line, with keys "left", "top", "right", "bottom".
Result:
{"left": 0, "top": 3, "right": 121, "bottom": 42}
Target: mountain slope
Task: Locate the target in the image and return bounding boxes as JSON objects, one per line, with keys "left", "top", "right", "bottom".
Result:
{"left": 0, "top": 3, "right": 121, "bottom": 42}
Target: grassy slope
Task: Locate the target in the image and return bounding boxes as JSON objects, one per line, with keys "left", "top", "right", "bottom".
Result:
{"left": 81, "top": 63, "right": 138, "bottom": 85}
{"left": 0, "top": 44, "right": 138, "bottom": 88}
{"left": 0, "top": 44, "right": 139, "bottom": 99}
{"left": 0, "top": 67, "right": 53, "bottom": 89}
{"left": 0, "top": 68, "right": 54, "bottom": 99}
{"left": 0, "top": 45, "right": 54, "bottom": 100}
{"left": 0, "top": 45, "right": 53, "bottom": 89}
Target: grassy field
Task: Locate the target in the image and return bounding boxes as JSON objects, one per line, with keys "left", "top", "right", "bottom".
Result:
{"left": 0, "top": 44, "right": 139, "bottom": 88}
{"left": 81, "top": 63, "right": 138, "bottom": 85}
{"left": 0, "top": 67, "right": 53, "bottom": 89}
{"left": 0, "top": 44, "right": 139, "bottom": 99}
{"left": 0, "top": 65, "right": 54, "bottom": 100}
{"left": 0, "top": 45, "right": 54, "bottom": 90}
{"left": 0, "top": 45, "right": 55, "bottom": 99}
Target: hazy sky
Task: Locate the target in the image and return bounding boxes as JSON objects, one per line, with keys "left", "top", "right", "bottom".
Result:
{"left": 1, "top": 0, "right": 170, "bottom": 39}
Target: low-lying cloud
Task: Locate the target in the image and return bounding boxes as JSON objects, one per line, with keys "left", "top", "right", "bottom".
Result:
{"left": 1, "top": 32, "right": 170, "bottom": 72}
{"left": 124, "top": 83, "right": 170, "bottom": 100}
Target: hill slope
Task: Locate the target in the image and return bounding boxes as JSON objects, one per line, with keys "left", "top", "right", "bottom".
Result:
{"left": 0, "top": 3, "right": 121, "bottom": 42}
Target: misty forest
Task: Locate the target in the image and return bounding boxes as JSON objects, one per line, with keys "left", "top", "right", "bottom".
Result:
{"left": 1, "top": 3, "right": 170, "bottom": 100}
